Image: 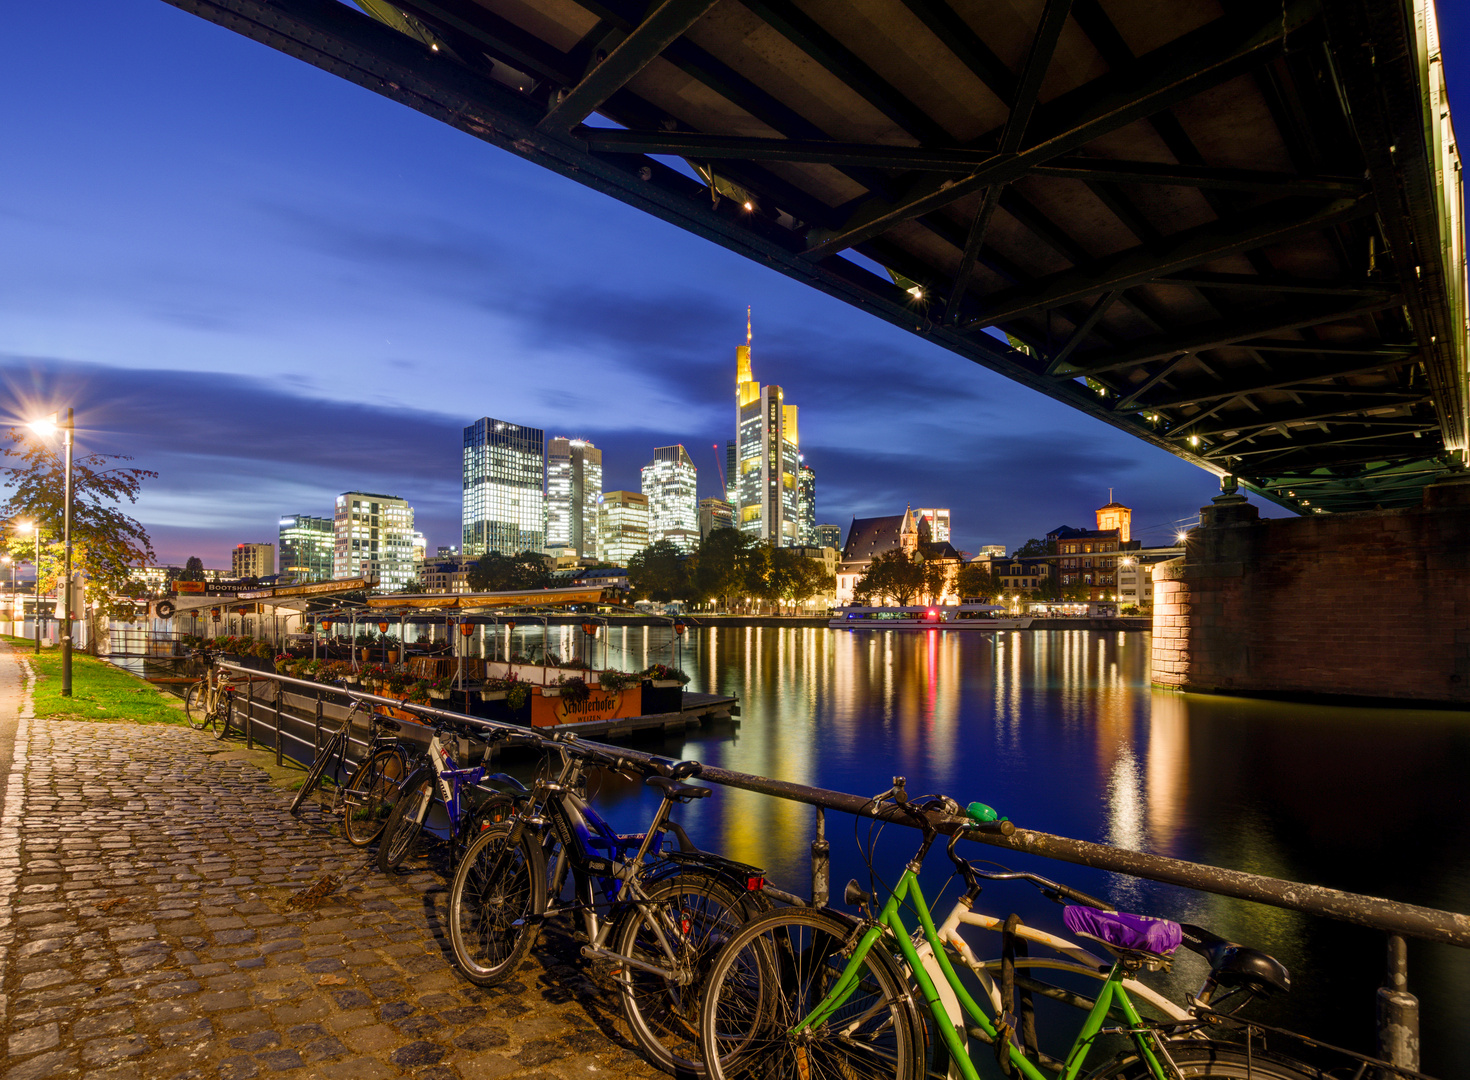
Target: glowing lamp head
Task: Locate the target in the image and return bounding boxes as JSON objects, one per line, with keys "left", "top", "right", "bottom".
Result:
{"left": 581, "top": 622, "right": 597, "bottom": 636}
{"left": 377, "top": 621, "right": 389, "bottom": 634}
{"left": 320, "top": 620, "right": 331, "bottom": 632}
{"left": 505, "top": 620, "right": 516, "bottom": 631}
{"left": 26, "top": 415, "right": 58, "bottom": 437}
{"left": 459, "top": 622, "right": 474, "bottom": 637}
{"left": 673, "top": 621, "right": 686, "bottom": 636}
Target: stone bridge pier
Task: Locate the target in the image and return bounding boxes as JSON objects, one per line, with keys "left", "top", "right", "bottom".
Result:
{"left": 1151, "top": 479, "right": 1470, "bottom": 705}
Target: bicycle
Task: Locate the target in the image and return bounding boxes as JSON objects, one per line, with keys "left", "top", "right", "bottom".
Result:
{"left": 447, "top": 730, "right": 771, "bottom": 1076}
{"left": 183, "top": 651, "right": 250, "bottom": 737}
{"left": 375, "top": 718, "right": 530, "bottom": 873}
{"left": 697, "top": 778, "right": 1322, "bottom": 1080}
{"left": 289, "top": 701, "right": 412, "bottom": 847}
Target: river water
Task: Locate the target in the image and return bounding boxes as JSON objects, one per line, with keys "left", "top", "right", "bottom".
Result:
{"left": 532, "top": 622, "right": 1470, "bottom": 1075}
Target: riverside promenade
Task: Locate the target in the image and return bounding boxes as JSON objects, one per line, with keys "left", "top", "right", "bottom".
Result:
{"left": 0, "top": 643, "right": 662, "bottom": 1080}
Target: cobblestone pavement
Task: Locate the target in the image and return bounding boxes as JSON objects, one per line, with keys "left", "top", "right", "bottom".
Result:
{"left": 0, "top": 661, "right": 666, "bottom": 1079}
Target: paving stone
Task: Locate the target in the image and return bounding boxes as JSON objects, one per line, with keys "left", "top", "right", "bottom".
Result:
{"left": 389, "top": 1040, "right": 447, "bottom": 1066}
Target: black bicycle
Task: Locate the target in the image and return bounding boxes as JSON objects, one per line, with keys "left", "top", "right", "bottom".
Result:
{"left": 289, "top": 701, "right": 412, "bottom": 847}
{"left": 447, "top": 731, "right": 769, "bottom": 1076}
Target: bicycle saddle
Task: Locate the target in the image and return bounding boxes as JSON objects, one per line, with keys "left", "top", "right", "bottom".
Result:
{"left": 1179, "top": 923, "right": 1290, "bottom": 995}
{"left": 645, "top": 776, "right": 711, "bottom": 802}
{"left": 1063, "top": 906, "right": 1182, "bottom": 958}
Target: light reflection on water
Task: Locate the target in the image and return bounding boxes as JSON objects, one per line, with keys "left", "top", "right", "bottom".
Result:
{"left": 529, "top": 623, "right": 1470, "bottom": 1075}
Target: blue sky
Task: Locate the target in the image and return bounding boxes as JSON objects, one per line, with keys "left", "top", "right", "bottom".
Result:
{"left": 4, "top": 2, "right": 1465, "bottom": 566}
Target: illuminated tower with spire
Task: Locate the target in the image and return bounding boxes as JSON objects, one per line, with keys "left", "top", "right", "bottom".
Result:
{"left": 734, "top": 309, "right": 803, "bottom": 545}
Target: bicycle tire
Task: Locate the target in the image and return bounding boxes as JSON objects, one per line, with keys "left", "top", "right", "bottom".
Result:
{"left": 610, "top": 870, "right": 761, "bottom": 1076}
{"left": 213, "top": 693, "right": 234, "bottom": 740}
{"left": 699, "top": 906, "right": 925, "bottom": 1080}
{"left": 343, "top": 749, "right": 411, "bottom": 848}
{"left": 1092, "top": 1040, "right": 1326, "bottom": 1079}
{"left": 289, "top": 729, "right": 346, "bottom": 816}
{"left": 184, "top": 682, "right": 208, "bottom": 728}
{"left": 447, "top": 821, "right": 547, "bottom": 986}
{"left": 377, "top": 768, "right": 434, "bottom": 870}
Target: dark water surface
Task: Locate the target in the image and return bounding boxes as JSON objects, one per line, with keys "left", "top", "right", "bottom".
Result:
{"left": 535, "top": 622, "right": 1470, "bottom": 1075}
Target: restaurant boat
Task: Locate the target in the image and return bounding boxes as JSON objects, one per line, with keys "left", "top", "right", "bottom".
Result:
{"left": 828, "top": 604, "right": 1034, "bottom": 630}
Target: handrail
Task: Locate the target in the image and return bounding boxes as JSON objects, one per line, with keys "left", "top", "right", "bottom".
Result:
{"left": 216, "top": 663, "right": 1470, "bottom": 950}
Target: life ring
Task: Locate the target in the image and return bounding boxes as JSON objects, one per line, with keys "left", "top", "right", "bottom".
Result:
{"left": 155, "top": 600, "right": 176, "bottom": 620}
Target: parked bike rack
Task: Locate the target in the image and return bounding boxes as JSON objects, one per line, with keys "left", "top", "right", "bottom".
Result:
{"left": 217, "top": 663, "right": 1459, "bottom": 1077}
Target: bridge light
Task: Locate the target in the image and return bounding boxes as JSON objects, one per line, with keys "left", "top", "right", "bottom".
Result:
{"left": 743, "top": 201, "right": 753, "bottom": 211}
{"left": 1188, "top": 435, "right": 1200, "bottom": 447}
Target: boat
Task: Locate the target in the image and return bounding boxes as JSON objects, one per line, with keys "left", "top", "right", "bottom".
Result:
{"left": 828, "top": 604, "right": 1034, "bottom": 630}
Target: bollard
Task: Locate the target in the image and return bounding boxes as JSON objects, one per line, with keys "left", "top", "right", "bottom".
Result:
{"left": 1377, "top": 934, "right": 1420, "bottom": 1076}
{"left": 811, "top": 806, "right": 829, "bottom": 907}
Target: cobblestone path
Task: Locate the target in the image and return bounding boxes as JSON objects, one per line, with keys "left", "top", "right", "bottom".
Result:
{"left": 0, "top": 706, "right": 665, "bottom": 1080}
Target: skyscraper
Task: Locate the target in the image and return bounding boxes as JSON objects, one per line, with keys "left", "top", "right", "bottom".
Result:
{"left": 735, "top": 311, "right": 802, "bottom": 545}
{"left": 598, "top": 491, "right": 649, "bottom": 565}
{"left": 699, "top": 497, "right": 734, "bottom": 538}
{"left": 231, "top": 543, "right": 275, "bottom": 579}
{"left": 278, "top": 515, "right": 333, "bottom": 582}
{"left": 334, "top": 492, "right": 416, "bottom": 590}
{"left": 463, "top": 417, "right": 545, "bottom": 557}
{"left": 546, "top": 437, "right": 603, "bottom": 559}
{"left": 798, "top": 462, "right": 816, "bottom": 545}
{"left": 641, "top": 445, "right": 699, "bottom": 552}
{"left": 816, "top": 523, "right": 843, "bottom": 549}
{"left": 915, "top": 508, "right": 952, "bottom": 544}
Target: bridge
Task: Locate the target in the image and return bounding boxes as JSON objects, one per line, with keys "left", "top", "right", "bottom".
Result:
{"left": 168, "top": 0, "right": 1464, "bottom": 515}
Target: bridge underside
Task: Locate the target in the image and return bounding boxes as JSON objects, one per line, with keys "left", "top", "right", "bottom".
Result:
{"left": 166, "top": 0, "right": 1467, "bottom": 514}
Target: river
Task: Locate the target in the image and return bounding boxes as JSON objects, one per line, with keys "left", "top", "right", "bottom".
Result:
{"left": 531, "top": 622, "right": 1470, "bottom": 1076}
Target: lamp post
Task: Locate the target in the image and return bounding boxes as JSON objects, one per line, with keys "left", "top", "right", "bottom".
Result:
{"left": 27, "top": 411, "right": 74, "bottom": 695}
{"left": 1, "top": 555, "right": 12, "bottom": 636}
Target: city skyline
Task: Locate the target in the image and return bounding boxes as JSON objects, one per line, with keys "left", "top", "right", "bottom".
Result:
{"left": 0, "top": 2, "right": 1325, "bottom": 567}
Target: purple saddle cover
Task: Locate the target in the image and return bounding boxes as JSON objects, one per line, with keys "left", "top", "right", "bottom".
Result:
{"left": 1063, "top": 906, "right": 1182, "bottom": 955}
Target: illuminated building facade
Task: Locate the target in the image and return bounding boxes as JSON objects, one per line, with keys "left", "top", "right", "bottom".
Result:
{"left": 816, "top": 523, "right": 843, "bottom": 548}
{"left": 734, "top": 312, "right": 802, "bottom": 545}
{"left": 463, "top": 417, "right": 546, "bottom": 557}
{"left": 598, "top": 491, "right": 649, "bottom": 565}
{"left": 333, "top": 492, "right": 416, "bottom": 591}
{"left": 278, "top": 515, "right": 333, "bottom": 583}
{"left": 699, "top": 497, "right": 734, "bottom": 538}
{"left": 797, "top": 463, "right": 816, "bottom": 545}
{"left": 231, "top": 543, "right": 274, "bottom": 579}
{"left": 914, "top": 508, "right": 951, "bottom": 544}
{"left": 547, "top": 437, "right": 603, "bottom": 559}
{"left": 641, "top": 445, "right": 700, "bottom": 552}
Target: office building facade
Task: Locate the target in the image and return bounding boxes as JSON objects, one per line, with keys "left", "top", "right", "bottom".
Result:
{"left": 463, "top": 417, "right": 546, "bottom": 557}
{"left": 699, "top": 497, "right": 734, "bottom": 538}
{"left": 641, "top": 445, "right": 700, "bottom": 552}
{"left": 334, "top": 492, "right": 416, "bottom": 591}
{"left": 231, "top": 543, "right": 275, "bottom": 579}
{"left": 816, "top": 523, "right": 843, "bottom": 549}
{"left": 546, "top": 437, "right": 603, "bottom": 559}
{"left": 734, "top": 315, "right": 802, "bottom": 545}
{"left": 915, "top": 508, "right": 951, "bottom": 544}
{"left": 598, "top": 491, "right": 649, "bottom": 565}
{"left": 278, "top": 515, "right": 333, "bottom": 582}
{"left": 798, "top": 463, "right": 816, "bottom": 545}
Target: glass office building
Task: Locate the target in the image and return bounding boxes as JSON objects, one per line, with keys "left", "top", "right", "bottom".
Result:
{"left": 278, "top": 515, "right": 334, "bottom": 582}
{"left": 546, "top": 437, "right": 603, "bottom": 559}
{"left": 463, "top": 417, "right": 546, "bottom": 557}
{"left": 640, "top": 445, "right": 699, "bottom": 552}
{"left": 333, "top": 492, "right": 416, "bottom": 591}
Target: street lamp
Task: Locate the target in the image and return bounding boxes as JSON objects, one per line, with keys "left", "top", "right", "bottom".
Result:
{"left": 28, "top": 410, "right": 74, "bottom": 697}
{"left": 0, "top": 555, "right": 12, "bottom": 636}
{"left": 17, "top": 520, "right": 40, "bottom": 655}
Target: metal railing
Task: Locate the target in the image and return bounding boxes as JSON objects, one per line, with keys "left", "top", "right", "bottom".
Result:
{"left": 214, "top": 663, "right": 1459, "bottom": 1076}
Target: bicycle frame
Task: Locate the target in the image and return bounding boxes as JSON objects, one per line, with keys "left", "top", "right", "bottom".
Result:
{"left": 800, "top": 866, "right": 1178, "bottom": 1080}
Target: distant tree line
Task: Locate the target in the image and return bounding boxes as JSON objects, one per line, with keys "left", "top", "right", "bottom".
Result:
{"left": 627, "top": 529, "right": 834, "bottom": 611}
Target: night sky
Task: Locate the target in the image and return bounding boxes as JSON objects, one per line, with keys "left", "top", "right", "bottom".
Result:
{"left": 4, "top": 2, "right": 1467, "bottom": 566}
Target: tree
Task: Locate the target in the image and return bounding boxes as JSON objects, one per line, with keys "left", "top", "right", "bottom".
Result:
{"left": 689, "top": 528, "right": 759, "bottom": 609}
{"left": 919, "top": 557, "right": 949, "bottom": 605}
{"left": 1012, "top": 537, "right": 1054, "bottom": 558}
{"left": 955, "top": 561, "right": 996, "bottom": 601}
{"left": 627, "top": 540, "right": 688, "bottom": 603}
{"left": 854, "top": 549, "right": 924, "bottom": 606}
{"left": 179, "top": 556, "right": 206, "bottom": 582}
{"left": 467, "top": 550, "right": 551, "bottom": 592}
{"left": 1, "top": 426, "right": 156, "bottom": 622}
{"left": 395, "top": 578, "right": 424, "bottom": 594}
{"left": 764, "top": 546, "right": 834, "bottom": 609}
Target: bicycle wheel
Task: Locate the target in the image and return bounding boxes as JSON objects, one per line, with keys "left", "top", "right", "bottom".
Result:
{"left": 212, "top": 692, "right": 234, "bottom": 740}
{"left": 289, "top": 730, "right": 345, "bottom": 816}
{"left": 184, "top": 682, "right": 209, "bottom": 728}
{"left": 700, "top": 907, "right": 924, "bottom": 1080}
{"left": 447, "top": 821, "right": 547, "bottom": 986}
{"left": 342, "top": 748, "right": 410, "bottom": 847}
{"left": 1095, "top": 1040, "right": 1325, "bottom": 1079}
{"left": 376, "top": 768, "right": 434, "bottom": 870}
{"left": 610, "top": 870, "right": 763, "bottom": 1076}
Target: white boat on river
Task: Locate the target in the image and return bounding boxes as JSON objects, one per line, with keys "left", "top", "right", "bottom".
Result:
{"left": 828, "top": 604, "right": 1034, "bottom": 630}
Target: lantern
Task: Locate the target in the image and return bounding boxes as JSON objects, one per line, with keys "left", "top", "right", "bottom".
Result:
{"left": 210, "top": 608, "right": 220, "bottom": 620}
{"left": 459, "top": 622, "right": 474, "bottom": 637}
{"left": 378, "top": 621, "right": 390, "bottom": 633}
{"left": 236, "top": 606, "right": 248, "bottom": 616}
{"left": 505, "top": 620, "right": 516, "bottom": 631}
{"left": 320, "top": 620, "right": 331, "bottom": 633}
{"left": 673, "top": 621, "right": 686, "bottom": 636}
{"left": 581, "top": 622, "right": 597, "bottom": 637}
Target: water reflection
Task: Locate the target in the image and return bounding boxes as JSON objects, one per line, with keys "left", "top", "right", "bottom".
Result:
{"left": 568, "top": 625, "right": 1470, "bottom": 1074}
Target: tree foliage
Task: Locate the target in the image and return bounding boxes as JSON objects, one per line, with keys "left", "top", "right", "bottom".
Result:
{"left": 625, "top": 531, "right": 836, "bottom": 611}
{"left": 627, "top": 540, "right": 688, "bottom": 603}
{"left": 466, "top": 550, "right": 551, "bottom": 592}
{"left": 179, "top": 556, "right": 206, "bottom": 582}
{"left": 1, "top": 426, "right": 156, "bottom": 620}
{"left": 1012, "top": 537, "right": 1054, "bottom": 558}
{"left": 853, "top": 549, "right": 925, "bottom": 606}
{"left": 955, "top": 561, "right": 996, "bottom": 600}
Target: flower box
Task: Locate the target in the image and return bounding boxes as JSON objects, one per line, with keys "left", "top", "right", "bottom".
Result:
{"left": 428, "top": 689, "right": 449, "bottom": 700}
{"left": 649, "top": 679, "right": 682, "bottom": 689}
{"left": 539, "top": 687, "right": 563, "bottom": 698}
{"left": 478, "top": 690, "right": 508, "bottom": 702}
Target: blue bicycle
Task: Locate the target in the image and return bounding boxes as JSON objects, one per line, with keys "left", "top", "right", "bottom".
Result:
{"left": 375, "top": 719, "right": 533, "bottom": 873}
{"left": 447, "top": 730, "right": 770, "bottom": 1076}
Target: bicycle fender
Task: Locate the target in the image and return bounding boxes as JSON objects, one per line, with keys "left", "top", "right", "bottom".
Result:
{"left": 650, "top": 850, "right": 767, "bottom": 895}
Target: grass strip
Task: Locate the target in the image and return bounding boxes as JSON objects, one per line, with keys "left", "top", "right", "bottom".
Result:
{"left": 3, "top": 636, "right": 189, "bottom": 725}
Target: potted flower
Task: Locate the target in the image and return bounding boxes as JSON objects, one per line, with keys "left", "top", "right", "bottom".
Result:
{"left": 505, "top": 681, "right": 530, "bottom": 712}
{"left": 405, "top": 680, "right": 431, "bottom": 705}
{"left": 480, "top": 673, "right": 515, "bottom": 701}
{"left": 274, "top": 653, "right": 293, "bottom": 675}
{"left": 642, "top": 663, "right": 689, "bottom": 687}
{"left": 641, "top": 664, "right": 688, "bottom": 713}
{"left": 598, "top": 669, "right": 636, "bottom": 691}
{"left": 545, "top": 674, "right": 589, "bottom": 705}
{"left": 427, "top": 675, "right": 454, "bottom": 700}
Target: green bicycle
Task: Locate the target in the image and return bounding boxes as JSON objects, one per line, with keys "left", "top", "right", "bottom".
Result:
{"left": 698, "top": 779, "right": 1320, "bottom": 1080}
